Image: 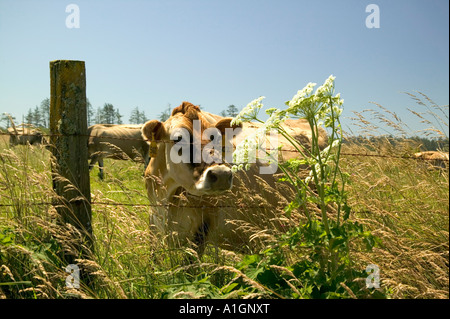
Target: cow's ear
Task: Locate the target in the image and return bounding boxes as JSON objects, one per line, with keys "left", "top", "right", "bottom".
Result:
{"left": 215, "top": 118, "right": 242, "bottom": 135}
{"left": 141, "top": 120, "right": 165, "bottom": 143}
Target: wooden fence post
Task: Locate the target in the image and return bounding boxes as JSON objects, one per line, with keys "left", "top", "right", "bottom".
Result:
{"left": 49, "top": 60, "right": 92, "bottom": 261}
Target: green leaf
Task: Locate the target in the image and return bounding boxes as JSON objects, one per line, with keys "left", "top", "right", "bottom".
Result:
{"left": 343, "top": 203, "right": 351, "bottom": 220}
{"left": 221, "top": 282, "right": 239, "bottom": 294}
{"left": 330, "top": 237, "right": 346, "bottom": 250}
{"left": 237, "top": 254, "right": 260, "bottom": 269}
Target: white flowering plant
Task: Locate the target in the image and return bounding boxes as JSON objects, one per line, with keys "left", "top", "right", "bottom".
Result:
{"left": 231, "top": 76, "right": 382, "bottom": 298}
{"left": 232, "top": 75, "right": 346, "bottom": 227}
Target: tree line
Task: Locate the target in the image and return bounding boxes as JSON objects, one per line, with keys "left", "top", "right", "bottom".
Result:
{"left": 343, "top": 135, "right": 449, "bottom": 152}
{"left": 2, "top": 101, "right": 240, "bottom": 129}
{"left": 1, "top": 98, "right": 151, "bottom": 129}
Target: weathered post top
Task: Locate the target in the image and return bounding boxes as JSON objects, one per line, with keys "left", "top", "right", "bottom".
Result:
{"left": 50, "top": 60, "right": 86, "bottom": 136}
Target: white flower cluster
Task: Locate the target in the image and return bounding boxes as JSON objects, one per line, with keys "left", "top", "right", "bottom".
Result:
{"left": 231, "top": 96, "right": 265, "bottom": 126}
{"left": 286, "top": 75, "right": 343, "bottom": 125}
{"left": 232, "top": 131, "right": 258, "bottom": 172}
{"left": 231, "top": 96, "right": 287, "bottom": 172}
{"left": 287, "top": 82, "right": 317, "bottom": 109}
{"left": 315, "top": 75, "right": 335, "bottom": 97}
{"left": 320, "top": 139, "right": 340, "bottom": 157}
{"left": 231, "top": 75, "right": 344, "bottom": 174}
{"left": 304, "top": 138, "right": 341, "bottom": 185}
{"left": 232, "top": 123, "right": 272, "bottom": 172}
{"left": 264, "top": 108, "right": 289, "bottom": 130}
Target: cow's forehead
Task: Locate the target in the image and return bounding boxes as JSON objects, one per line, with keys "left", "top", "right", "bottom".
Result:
{"left": 166, "top": 112, "right": 215, "bottom": 133}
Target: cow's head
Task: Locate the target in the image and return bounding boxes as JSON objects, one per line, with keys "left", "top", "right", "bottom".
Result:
{"left": 142, "top": 102, "right": 241, "bottom": 196}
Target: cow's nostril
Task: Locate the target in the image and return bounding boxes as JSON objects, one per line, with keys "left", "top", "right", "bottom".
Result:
{"left": 207, "top": 171, "right": 218, "bottom": 183}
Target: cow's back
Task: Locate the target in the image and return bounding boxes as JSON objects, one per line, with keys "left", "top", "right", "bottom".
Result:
{"left": 88, "top": 124, "right": 149, "bottom": 161}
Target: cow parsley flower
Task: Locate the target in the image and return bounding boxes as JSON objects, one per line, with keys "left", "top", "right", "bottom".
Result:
{"left": 264, "top": 108, "right": 289, "bottom": 130}
{"left": 287, "top": 82, "right": 317, "bottom": 110}
{"left": 232, "top": 130, "right": 258, "bottom": 171}
{"left": 334, "top": 93, "right": 344, "bottom": 106}
{"left": 332, "top": 105, "right": 343, "bottom": 117}
{"left": 285, "top": 75, "right": 345, "bottom": 128}
{"left": 286, "top": 82, "right": 326, "bottom": 119}
{"left": 315, "top": 75, "right": 335, "bottom": 98}
{"left": 231, "top": 75, "right": 344, "bottom": 174}
{"left": 231, "top": 96, "right": 265, "bottom": 125}
{"left": 233, "top": 123, "right": 272, "bottom": 171}
{"left": 320, "top": 139, "right": 340, "bottom": 158}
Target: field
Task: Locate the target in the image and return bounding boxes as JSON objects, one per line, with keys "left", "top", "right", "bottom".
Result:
{"left": 0, "top": 127, "right": 448, "bottom": 299}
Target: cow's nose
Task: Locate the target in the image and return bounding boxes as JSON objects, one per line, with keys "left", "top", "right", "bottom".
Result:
{"left": 206, "top": 167, "right": 233, "bottom": 190}
{"left": 206, "top": 170, "right": 218, "bottom": 183}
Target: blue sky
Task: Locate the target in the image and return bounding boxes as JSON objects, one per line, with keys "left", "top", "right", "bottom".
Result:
{"left": 0, "top": 0, "right": 448, "bottom": 136}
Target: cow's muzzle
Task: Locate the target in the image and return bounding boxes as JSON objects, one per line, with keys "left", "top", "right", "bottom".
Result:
{"left": 196, "top": 165, "right": 233, "bottom": 193}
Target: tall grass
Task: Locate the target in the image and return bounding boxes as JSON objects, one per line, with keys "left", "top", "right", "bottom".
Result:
{"left": 0, "top": 92, "right": 448, "bottom": 298}
{"left": 342, "top": 92, "right": 449, "bottom": 298}
{"left": 340, "top": 143, "right": 448, "bottom": 298}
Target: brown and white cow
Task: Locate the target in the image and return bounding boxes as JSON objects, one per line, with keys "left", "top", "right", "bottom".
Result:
{"left": 88, "top": 124, "right": 150, "bottom": 179}
{"left": 413, "top": 151, "right": 449, "bottom": 169}
{"left": 8, "top": 127, "right": 43, "bottom": 146}
{"left": 141, "top": 101, "right": 326, "bottom": 256}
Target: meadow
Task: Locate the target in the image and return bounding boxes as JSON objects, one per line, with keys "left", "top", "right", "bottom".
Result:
{"left": 0, "top": 97, "right": 448, "bottom": 299}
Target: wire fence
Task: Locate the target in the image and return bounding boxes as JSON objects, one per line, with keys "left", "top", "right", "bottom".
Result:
{"left": 1, "top": 130, "right": 448, "bottom": 210}
{"left": 1, "top": 131, "right": 448, "bottom": 161}
{"left": 0, "top": 201, "right": 269, "bottom": 209}
{"left": 1, "top": 131, "right": 151, "bottom": 143}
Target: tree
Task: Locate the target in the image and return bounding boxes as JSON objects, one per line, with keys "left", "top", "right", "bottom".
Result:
{"left": 158, "top": 104, "right": 172, "bottom": 122}
{"left": 86, "top": 99, "right": 94, "bottom": 126}
{"left": 95, "top": 107, "right": 104, "bottom": 124}
{"left": 33, "top": 106, "right": 43, "bottom": 127}
{"left": 129, "top": 107, "right": 149, "bottom": 124}
{"left": 25, "top": 109, "right": 33, "bottom": 125}
{"left": 94, "top": 103, "right": 123, "bottom": 124}
{"left": 129, "top": 107, "right": 139, "bottom": 124}
{"left": 103, "top": 103, "right": 115, "bottom": 124}
{"left": 0, "top": 113, "right": 15, "bottom": 130}
{"left": 22, "top": 104, "right": 47, "bottom": 127}
{"left": 40, "top": 98, "right": 50, "bottom": 128}
{"left": 21, "top": 98, "right": 50, "bottom": 128}
{"left": 221, "top": 104, "right": 239, "bottom": 117}
{"left": 115, "top": 109, "right": 123, "bottom": 124}
{"left": 139, "top": 110, "right": 148, "bottom": 123}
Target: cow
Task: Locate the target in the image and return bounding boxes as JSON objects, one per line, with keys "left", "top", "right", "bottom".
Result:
{"left": 413, "top": 151, "right": 449, "bottom": 169}
{"left": 88, "top": 124, "right": 150, "bottom": 179}
{"left": 141, "top": 101, "right": 327, "bottom": 257}
{"left": 8, "top": 127, "right": 43, "bottom": 146}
